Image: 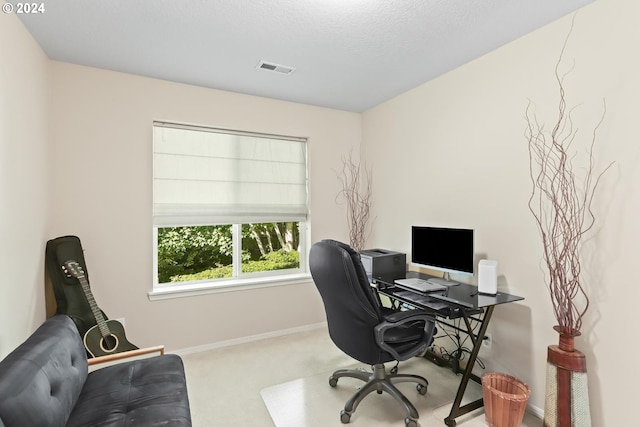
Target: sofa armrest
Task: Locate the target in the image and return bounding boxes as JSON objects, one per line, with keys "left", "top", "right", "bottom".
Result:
{"left": 88, "top": 345, "right": 165, "bottom": 371}
{"left": 0, "top": 316, "right": 88, "bottom": 427}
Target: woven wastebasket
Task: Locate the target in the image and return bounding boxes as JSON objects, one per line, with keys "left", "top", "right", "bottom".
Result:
{"left": 482, "top": 372, "right": 530, "bottom": 427}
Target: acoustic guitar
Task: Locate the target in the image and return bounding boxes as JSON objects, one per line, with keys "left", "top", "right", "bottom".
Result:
{"left": 62, "top": 260, "right": 138, "bottom": 357}
{"left": 46, "top": 236, "right": 99, "bottom": 337}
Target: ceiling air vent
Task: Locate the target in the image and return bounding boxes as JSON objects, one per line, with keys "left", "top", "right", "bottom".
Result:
{"left": 256, "top": 60, "right": 295, "bottom": 75}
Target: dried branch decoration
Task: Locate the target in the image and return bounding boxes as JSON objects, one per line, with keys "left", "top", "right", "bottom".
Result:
{"left": 335, "top": 149, "right": 372, "bottom": 252}
{"left": 525, "top": 17, "right": 614, "bottom": 336}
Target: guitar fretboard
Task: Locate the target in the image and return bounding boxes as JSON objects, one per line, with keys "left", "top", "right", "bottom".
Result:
{"left": 63, "top": 261, "right": 111, "bottom": 338}
{"left": 77, "top": 274, "right": 111, "bottom": 338}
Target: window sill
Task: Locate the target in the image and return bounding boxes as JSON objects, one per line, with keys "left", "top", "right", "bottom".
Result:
{"left": 148, "top": 273, "right": 313, "bottom": 301}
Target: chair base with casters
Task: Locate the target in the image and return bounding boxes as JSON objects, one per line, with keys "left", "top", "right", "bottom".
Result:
{"left": 329, "top": 363, "right": 428, "bottom": 427}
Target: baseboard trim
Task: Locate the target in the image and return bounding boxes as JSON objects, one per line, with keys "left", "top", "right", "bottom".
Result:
{"left": 172, "top": 321, "right": 328, "bottom": 356}
{"left": 527, "top": 402, "right": 544, "bottom": 420}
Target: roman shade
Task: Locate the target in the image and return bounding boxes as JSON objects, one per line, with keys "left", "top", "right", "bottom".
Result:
{"left": 153, "top": 122, "right": 308, "bottom": 226}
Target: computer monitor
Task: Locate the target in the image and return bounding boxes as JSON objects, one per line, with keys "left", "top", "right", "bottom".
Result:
{"left": 411, "top": 226, "right": 474, "bottom": 276}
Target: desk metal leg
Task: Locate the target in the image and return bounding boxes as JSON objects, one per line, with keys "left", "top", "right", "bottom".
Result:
{"left": 444, "top": 306, "right": 494, "bottom": 427}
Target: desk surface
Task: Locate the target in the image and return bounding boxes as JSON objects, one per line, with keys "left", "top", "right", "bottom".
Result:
{"left": 374, "top": 270, "right": 523, "bottom": 310}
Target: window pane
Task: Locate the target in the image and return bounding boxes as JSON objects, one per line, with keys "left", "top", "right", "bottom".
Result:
{"left": 157, "top": 225, "right": 232, "bottom": 283}
{"left": 241, "top": 222, "right": 300, "bottom": 273}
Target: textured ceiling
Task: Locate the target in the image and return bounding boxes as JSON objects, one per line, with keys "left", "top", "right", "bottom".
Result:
{"left": 17, "top": 0, "right": 595, "bottom": 112}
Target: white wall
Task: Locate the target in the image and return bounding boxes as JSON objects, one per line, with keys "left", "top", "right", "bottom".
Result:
{"left": 46, "top": 62, "right": 361, "bottom": 351}
{"left": 362, "top": 0, "right": 639, "bottom": 424}
{"left": 4, "top": 1, "right": 638, "bottom": 424}
{"left": 0, "top": 13, "right": 50, "bottom": 359}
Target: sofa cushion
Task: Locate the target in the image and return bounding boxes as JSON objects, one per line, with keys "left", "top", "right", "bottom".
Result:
{"left": 66, "top": 354, "right": 191, "bottom": 426}
{"left": 0, "top": 315, "right": 88, "bottom": 427}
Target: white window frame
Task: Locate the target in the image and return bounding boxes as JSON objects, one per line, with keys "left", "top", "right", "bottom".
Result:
{"left": 149, "top": 122, "right": 312, "bottom": 300}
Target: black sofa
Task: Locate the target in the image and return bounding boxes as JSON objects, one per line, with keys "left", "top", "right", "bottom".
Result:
{"left": 0, "top": 315, "right": 191, "bottom": 426}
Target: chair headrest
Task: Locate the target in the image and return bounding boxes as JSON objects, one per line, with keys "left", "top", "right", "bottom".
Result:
{"left": 319, "top": 239, "right": 369, "bottom": 281}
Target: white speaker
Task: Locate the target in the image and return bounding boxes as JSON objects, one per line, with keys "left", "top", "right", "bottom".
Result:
{"left": 478, "top": 259, "right": 498, "bottom": 295}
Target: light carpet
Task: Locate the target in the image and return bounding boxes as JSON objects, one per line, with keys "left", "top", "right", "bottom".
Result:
{"left": 260, "top": 357, "right": 495, "bottom": 427}
{"left": 180, "top": 326, "right": 540, "bottom": 427}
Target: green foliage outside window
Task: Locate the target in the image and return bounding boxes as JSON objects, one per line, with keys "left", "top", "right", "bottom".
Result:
{"left": 170, "top": 249, "right": 299, "bottom": 282}
{"left": 157, "top": 223, "right": 300, "bottom": 283}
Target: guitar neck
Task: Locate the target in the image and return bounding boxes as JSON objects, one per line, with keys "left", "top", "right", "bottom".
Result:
{"left": 77, "top": 275, "right": 111, "bottom": 338}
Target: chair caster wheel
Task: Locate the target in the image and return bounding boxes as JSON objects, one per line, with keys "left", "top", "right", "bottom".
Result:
{"left": 340, "top": 409, "right": 351, "bottom": 423}
{"left": 329, "top": 376, "right": 338, "bottom": 387}
{"left": 444, "top": 417, "right": 456, "bottom": 427}
{"left": 416, "top": 384, "right": 427, "bottom": 395}
{"left": 405, "top": 417, "right": 418, "bottom": 427}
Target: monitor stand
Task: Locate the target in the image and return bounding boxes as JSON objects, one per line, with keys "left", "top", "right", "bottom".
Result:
{"left": 428, "top": 273, "right": 460, "bottom": 287}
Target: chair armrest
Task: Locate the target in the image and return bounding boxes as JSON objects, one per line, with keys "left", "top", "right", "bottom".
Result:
{"left": 88, "top": 345, "right": 165, "bottom": 371}
{"left": 374, "top": 310, "right": 436, "bottom": 361}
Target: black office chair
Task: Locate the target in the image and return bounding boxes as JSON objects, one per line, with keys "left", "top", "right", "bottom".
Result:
{"left": 309, "top": 239, "right": 436, "bottom": 427}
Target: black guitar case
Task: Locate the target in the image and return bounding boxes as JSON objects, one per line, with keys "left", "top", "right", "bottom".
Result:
{"left": 45, "top": 235, "right": 108, "bottom": 338}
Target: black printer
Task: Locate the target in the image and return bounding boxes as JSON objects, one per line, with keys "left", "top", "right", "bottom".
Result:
{"left": 359, "top": 248, "right": 406, "bottom": 283}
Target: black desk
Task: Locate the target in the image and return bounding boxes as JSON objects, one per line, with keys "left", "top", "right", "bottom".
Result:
{"left": 373, "top": 271, "right": 523, "bottom": 427}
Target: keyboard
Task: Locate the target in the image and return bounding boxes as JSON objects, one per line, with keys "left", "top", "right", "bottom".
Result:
{"left": 394, "top": 278, "right": 447, "bottom": 293}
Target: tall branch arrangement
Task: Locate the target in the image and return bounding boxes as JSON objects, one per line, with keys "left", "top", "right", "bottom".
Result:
{"left": 525, "top": 19, "right": 614, "bottom": 336}
{"left": 335, "top": 150, "right": 372, "bottom": 252}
